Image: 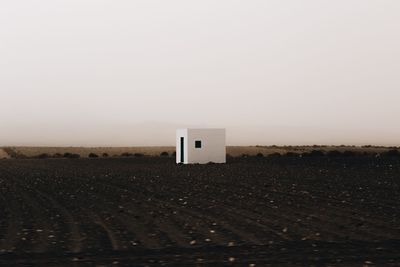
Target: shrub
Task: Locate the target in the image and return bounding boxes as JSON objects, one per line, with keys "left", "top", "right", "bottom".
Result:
{"left": 285, "top": 152, "right": 299, "bottom": 157}
{"left": 37, "top": 153, "right": 50, "bottom": 159}
{"left": 53, "top": 153, "right": 63, "bottom": 158}
{"left": 160, "top": 152, "right": 169, "bottom": 157}
{"left": 121, "top": 152, "right": 133, "bottom": 157}
{"left": 63, "top": 153, "right": 80, "bottom": 159}
{"left": 102, "top": 153, "right": 109, "bottom": 158}
{"left": 256, "top": 153, "right": 264, "bottom": 158}
{"left": 134, "top": 153, "right": 144, "bottom": 157}
{"left": 88, "top": 153, "right": 99, "bottom": 158}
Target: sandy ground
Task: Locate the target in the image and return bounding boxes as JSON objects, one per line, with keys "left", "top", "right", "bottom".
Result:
{"left": 1, "top": 146, "right": 394, "bottom": 158}
{"left": 0, "top": 149, "right": 10, "bottom": 159}
{"left": 227, "top": 145, "right": 392, "bottom": 156}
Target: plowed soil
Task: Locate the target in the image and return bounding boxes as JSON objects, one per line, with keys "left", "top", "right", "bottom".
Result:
{"left": 0, "top": 157, "right": 399, "bottom": 266}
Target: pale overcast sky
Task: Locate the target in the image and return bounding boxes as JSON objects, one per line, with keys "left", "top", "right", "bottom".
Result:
{"left": 1, "top": 1, "right": 400, "bottom": 146}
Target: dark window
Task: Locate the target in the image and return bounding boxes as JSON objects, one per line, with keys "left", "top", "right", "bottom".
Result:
{"left": 195, "top": 140, "right": 202, "bottom": 148}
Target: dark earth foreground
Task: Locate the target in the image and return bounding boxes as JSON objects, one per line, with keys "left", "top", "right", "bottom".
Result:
{"left": 0, "top": 157, "right": 399, "bottom": 266}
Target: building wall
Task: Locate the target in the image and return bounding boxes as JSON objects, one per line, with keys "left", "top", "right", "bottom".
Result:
{"left": 187, "top": 129, "right": 226, "bottom": 164}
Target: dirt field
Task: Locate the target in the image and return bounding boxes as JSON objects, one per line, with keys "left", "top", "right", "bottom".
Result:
{"left": 0, "top": 157, "right": 399, "bottom": 266}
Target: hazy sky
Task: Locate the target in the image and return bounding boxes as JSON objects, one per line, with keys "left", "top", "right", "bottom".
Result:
{"left": 1, "top": 1, "right": 400, "bottom": 146}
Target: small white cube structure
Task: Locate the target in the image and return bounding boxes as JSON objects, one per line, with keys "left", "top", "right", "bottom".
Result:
{"left": 176, "top": 128, "right": 226, "bottom": 164}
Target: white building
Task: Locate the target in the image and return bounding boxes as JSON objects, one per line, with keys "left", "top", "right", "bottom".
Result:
{"left": 176, "top": 128, "right": 226, "bottom": 164}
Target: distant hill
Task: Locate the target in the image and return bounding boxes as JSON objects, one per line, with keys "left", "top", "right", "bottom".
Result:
{"left": 2, "top": 122, "right": 400, "bottom": 147}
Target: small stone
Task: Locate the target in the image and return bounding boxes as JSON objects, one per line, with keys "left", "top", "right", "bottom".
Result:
{"left": 190, "top": 240, "right": 197, "bottom": 245}
{"left": 228, "top": 257, "right": 235, "bottom": 262}
{"left": 228, "top": 241, "right": 235, "bottom": 247}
